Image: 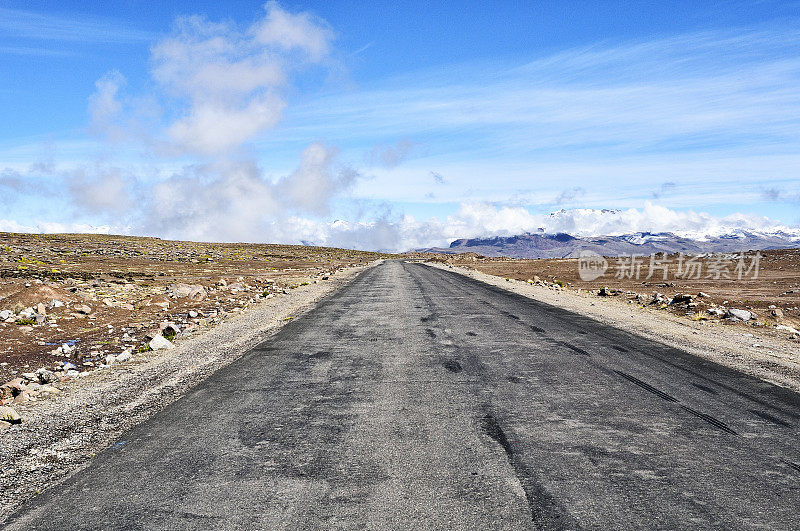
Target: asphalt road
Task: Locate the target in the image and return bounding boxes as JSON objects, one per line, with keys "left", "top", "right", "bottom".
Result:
{"left": 6, "top": 260, "right": 800, "bottom": 530}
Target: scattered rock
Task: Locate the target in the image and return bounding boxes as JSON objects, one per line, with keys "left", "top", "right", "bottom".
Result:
{"left": 770, "top": 308, "right": 784, "bottom": 321}
{"left": 148, "top": 335, "right": 174, "bottom": 351}
{"left": 116, "top": 349, "right": 132, "bottom": 363}
{"left": 34, "top": 368, "right": 56, "bottom": 384}
{"left": 776, "top": 324, "right": 800, "bottom": 335}
{"left": 49, "top": 299, "right": 65, "bottom": 309}
{"left": 167, "top": 283, "right": 207, "bottom": 301}
{"left": 697, "top": 292, "right": 710, "bottom": 298}
{"left": 159, "top": 322, "right": 181, "bottom": 337}
{"left": 188, "top": 310, "right": 199, "bottom": 319}
{"left": 727, "top": 309, "right": 752, "bottom": 321}
{"left": 598, "top": 286, "right": 612, "bottom": 296}
{"left": 0, "top": 309, "right": 11, "bottom": 321}
{"left": 670, "top": 293, "right": 693, "bottom": 305}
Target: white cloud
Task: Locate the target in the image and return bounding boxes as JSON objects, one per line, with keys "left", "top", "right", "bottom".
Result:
{"left": 88, "top": 70, "right": 126, "bottom": 140}
{"left": 251, "top": 1, "right": 333, "bottom": 61}
{"left": 145, "top": 3, "right": 333, "bottom": 156}
{"left": 140, "top": 143, "right": 356, "bottom": 242}
{"left": 276, "top": 143, "right": 358, "bottom": 216}
{"left": 68, "top": 166, "right": 133, "bottom": 215}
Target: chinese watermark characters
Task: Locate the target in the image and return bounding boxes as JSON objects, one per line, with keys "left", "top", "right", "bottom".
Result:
{"left": 577, "top": 251, "right": 760, "bottom": 282}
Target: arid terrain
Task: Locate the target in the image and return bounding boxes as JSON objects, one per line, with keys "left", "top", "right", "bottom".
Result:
{"left": 421, "top": 249, "right": 800, "bottom": 337}
{"left": 0, "top": 232, "right": 388, "bottom": 394}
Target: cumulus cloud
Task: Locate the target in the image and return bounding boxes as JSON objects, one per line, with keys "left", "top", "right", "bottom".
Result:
{"left": 61, "top": 3, "right": 353, "bottom": 240}
{"left": 146, "top": 2, "right": 332, "bottom": 156}
{"left": 251, "top": 1, "right": 333, "bottom": 61}
{"left": 139, "top": 144, "right": 356, "bottom": 242}
{"left": 276, "top": 143, "right": 358, "bottom": 216}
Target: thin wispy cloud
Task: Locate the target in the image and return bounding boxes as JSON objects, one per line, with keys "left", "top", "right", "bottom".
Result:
{"left": 0, "top": 7, "right": 156, "bottom": 43}
{"left": 0, "top": 45, "right": 77, "bottom": 57}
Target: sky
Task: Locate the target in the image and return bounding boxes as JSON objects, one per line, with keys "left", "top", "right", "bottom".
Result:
{"left": 1, "top": 0, "right": 800, "bottom": 251}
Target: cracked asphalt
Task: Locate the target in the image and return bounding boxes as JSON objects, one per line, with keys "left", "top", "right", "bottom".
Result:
{"left": 5, "top": 260, "right": 800, "bottom": 530}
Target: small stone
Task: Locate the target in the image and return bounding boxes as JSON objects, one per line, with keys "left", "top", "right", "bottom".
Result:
{"left": 0, "top": 310, "right": 11, "bottom": 321}
{"left": 697, "top": 292, "right": 710, "bottom": 298}
{"left": 116, "top": 349, "right": 132, "bottom": 363}
{"left": 35, "top": 368, "right": 56, "bottom": 384}
{"left": 36, "top": 303, "right": 46, "bottom": 315}
{"left": 188, "top": 310, "right": 199, "bottom": 319}
{"left": 73, "top": 304, "right": 92, "bottom": 314}
{"left": 49, "top": 299, "right": 65, "bottom": 309}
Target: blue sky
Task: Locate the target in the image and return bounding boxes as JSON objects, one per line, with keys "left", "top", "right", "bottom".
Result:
{"left": 1, "top": 1, "right": 800, "bottom": 250}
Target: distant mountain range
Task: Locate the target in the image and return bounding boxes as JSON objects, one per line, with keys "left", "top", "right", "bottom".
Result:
{"left": 416, "top": 230, "right": 800, "bottom": 258}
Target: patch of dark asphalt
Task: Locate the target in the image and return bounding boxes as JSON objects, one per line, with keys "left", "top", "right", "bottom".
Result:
{"left": 442, "top": 358, "right": 463, "bottom": 373}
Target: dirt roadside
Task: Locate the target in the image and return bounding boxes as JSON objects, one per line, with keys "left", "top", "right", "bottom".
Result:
{"left": 0, "top": 260, "right": 380, "bottom": 522}
{"left": 425, "top": 261, "right": 800, "bottom": 393}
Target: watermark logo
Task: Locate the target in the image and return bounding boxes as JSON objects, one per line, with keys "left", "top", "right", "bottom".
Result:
{"left": 577, "top": 250, "right": 608, "bottom": 281}
{"left": 575, "top": 251, "right": 761, "bottom": 282}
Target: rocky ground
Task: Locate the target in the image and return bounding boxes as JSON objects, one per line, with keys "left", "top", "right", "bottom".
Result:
{"left": 0, "top": 232, "right": 388, "bottom": 430}
{"left": 422, "top": 249, "right": 800, "bottom": 339}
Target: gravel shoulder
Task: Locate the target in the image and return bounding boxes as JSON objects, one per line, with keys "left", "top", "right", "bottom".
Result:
{"left": 427, "top": 261, "right": 800, "bottom": 393}
{"left": 0, "top": 260, "right": 380, "bottom": 522}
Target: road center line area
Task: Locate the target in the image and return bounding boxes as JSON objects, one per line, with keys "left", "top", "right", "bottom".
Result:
{"left": 6, "top": 260, "right": 800, "bottom": 530}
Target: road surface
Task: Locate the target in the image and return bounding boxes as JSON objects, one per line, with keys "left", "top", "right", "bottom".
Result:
{"left": 6, "top": 261, "right": 800, "bottom": 530}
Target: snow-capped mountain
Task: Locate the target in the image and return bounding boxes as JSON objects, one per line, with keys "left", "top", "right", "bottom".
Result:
{"left": 418, "top": 230, "right": 800, "bottom": 258}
